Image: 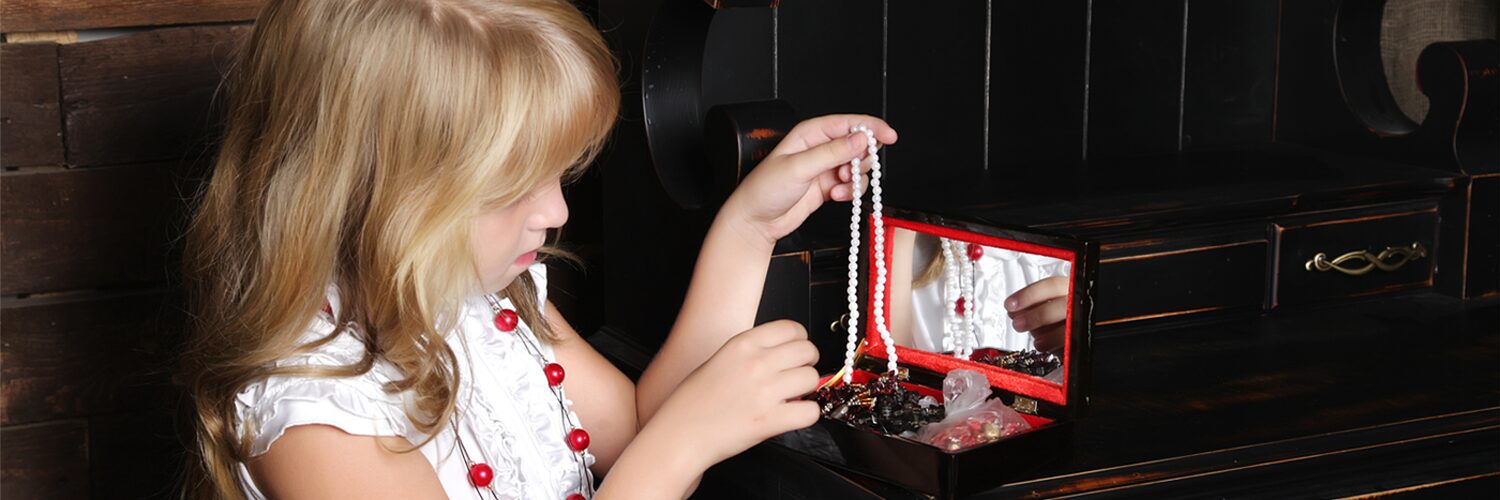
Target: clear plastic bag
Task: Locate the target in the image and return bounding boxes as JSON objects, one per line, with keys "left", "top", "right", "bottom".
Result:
{"left": 915, "top": 369, "right": 1032, "bottom": 451}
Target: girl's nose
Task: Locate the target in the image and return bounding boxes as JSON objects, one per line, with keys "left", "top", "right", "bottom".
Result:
{"left": 532, "top": 180, "right": 569, "bottom": 230}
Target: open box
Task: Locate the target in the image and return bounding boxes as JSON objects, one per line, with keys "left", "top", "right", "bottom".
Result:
{"left": 774, "top": 207, "right": 1097, "bottom": 498}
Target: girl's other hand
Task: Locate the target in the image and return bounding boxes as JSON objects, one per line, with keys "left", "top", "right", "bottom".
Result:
{"left": 1005, "top": 276, "right": 1070, "bottom": 352}
{"left": 720, "top": 114, "right": 899, "bottom": 248}
{"left": 640, "top": 320, "right": 821, "bottom": 472}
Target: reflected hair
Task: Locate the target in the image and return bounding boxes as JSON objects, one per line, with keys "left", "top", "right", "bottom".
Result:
{"left": 178, "top": 0, "right": 618, "bottom": 497}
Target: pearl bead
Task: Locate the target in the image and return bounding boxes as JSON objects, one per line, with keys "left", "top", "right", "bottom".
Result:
{"left": 469, "top": 463, "right": 494, "bottom": 487}
{"left": 493, "top": 309, "right": 519, "bottom": 332}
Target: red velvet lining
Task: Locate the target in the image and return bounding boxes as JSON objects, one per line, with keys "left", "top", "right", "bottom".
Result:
{"left": 864, "top": 215, "right": 1074, "bottom": 407}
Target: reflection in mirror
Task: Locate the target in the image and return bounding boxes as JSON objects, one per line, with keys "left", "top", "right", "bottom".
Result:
{"left": 888, "top": 228, "right": 1072, "bottom": 382}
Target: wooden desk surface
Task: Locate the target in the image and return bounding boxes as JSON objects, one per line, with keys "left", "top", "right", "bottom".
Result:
{"left": 703, "top": 292, "right": 1499, "bottom": 498}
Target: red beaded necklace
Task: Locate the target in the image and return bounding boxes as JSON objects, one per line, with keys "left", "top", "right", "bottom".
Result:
{"left": 449, "top": 293, "right": 592, "bottom": 500}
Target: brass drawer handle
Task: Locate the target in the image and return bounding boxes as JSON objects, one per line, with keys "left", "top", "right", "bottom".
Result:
{"left": 1304, "top": 242, "right": 1428, "bottom": 276}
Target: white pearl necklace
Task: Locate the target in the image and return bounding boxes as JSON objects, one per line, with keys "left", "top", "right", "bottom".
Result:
{"left": 940, "top": 238, "right": 978, "bottom": 360}
{"left": 842, "top": 125, "right": 898, "bottom": 384}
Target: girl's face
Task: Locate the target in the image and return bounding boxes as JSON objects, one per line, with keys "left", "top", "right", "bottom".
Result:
{"left": 472, "top": 177, "right": 569, "bottom": 292}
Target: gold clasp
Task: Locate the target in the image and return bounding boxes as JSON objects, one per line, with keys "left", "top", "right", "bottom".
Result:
{"left": 1304, "top": 242, "right": 1427, "bottom": 276}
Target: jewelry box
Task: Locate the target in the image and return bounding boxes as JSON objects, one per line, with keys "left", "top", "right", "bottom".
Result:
{"left": 775, "top": 206, "right": 1098, "bottom": 499}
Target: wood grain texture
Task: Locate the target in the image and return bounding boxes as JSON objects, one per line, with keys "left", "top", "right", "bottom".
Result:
{"left": 1, "top": 42, "right": 64, "bottom": 167}
{"left": 0, "top": 420, "right": 89, "bottom": 499}
{"left": 59, "top": 24, "right": 248, "bottom": 167}
{"left": 0, "top": 291, "right": 183, "bottom": 425}
{"left": 1, "top": 0, "right": 260, "bottom": 33}
{"left": 1, "top": 163, "right": 185, "bottom": 295}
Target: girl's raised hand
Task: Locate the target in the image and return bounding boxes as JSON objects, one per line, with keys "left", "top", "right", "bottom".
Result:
{"left": 1006, "top": 276, "right": 1071, "bottom": 352}
{"left": 720, "top": 114, "right": 899, "bottom": 248}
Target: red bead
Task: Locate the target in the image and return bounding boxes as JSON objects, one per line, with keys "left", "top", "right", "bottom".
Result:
{"left": 493, "top": 309, "right": 519, "bottom": 332}
{"left": 544, "top": 363, "right": 566, "bottom": 386}
{"left": 955, "top": 297, "right": 967, "bottom": 315}
{"left": 566, "top": 428, "right": 590, "bottom": 452}
{"left": 566, "top": 495, "right": 586, "bottom": 500}
{"left": 966, "top": 243, "right": 984, "bottom": 261}
{"left": 468, "top": 463, "right": 494, "bottom": 487}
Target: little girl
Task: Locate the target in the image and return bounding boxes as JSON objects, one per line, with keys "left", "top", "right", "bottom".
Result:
{"left": 179, "top": 0, "right": 896, "bottom": 498}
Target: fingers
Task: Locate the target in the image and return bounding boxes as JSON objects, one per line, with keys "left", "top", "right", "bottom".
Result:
{"left": 1031, "top": 323, "right": 1065, "bottom": 353}
{"left": 769, "top": 399, "right": 821, "bottom": 433}
{"left": 1010, "top": 297, "right": 1067, "bottom": 333}
{"left": 782, "top": 134, "right": 869, "bottom": 182}
{"left": 776, "top": 114, "right": 899, "bottom": 155}
{"left": 740, "top": 319, "right": 807, "bottom": 348}
{"left": 765, "top": 338, "right": 820, "bottom": 370}
{"left": 768, "top": 365, "right": 821, "bottom": 400}
{"left": 1005, "top": 276, "right": 1070, "bottom": 313}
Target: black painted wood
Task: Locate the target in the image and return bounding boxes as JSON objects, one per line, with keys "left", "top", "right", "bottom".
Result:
{"left": 883, "top": 0, "right": 987, "bottom": 207}
{"left": 988, "top": 2, "right": 1090, "bottom": 167}
{"left": 1181, "top": 0, "right": 1279, "bottom": 150}
{"left": 1087, "top": 0, "right": 1186, "bottom": 159}
{"left": 1096, "top": 232, "right": 1267, "bottom": 324}
{"left": 1466, "top": 176, "right": 1499, "bottom": 299}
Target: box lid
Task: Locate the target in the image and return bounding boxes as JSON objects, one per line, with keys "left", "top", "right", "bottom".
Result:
{"left": 855, "top": 206, "right": 1097, "bottom": 420}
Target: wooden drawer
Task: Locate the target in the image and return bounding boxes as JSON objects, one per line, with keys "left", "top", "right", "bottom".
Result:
{"left": 1096, "top": 228, "right": 1269, "bottom": 326}
{"left": 1272, "top": 204, "right": 1439, "bottom": 307}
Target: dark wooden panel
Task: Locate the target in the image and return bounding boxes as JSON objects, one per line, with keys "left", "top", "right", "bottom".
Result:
{"left": 0, "top": 0, "right": 260, "bottom": 33}
{"left": 59, "top": 24, "right": 248, "bottom": 167}
{"left": 0, "top": 420, "right": 89, "bottom": 499}
{"left": 1273, "top": 204, "right": 1440, "bottom": 307}
{"left": 1273, "top": 0, "right": 1386, "bottom": 151}
{"left": 1, "top": 42, "right": 64, "bottom": 167}
{"left": 775, "top": 0, "right": 883, "bottom": 119}
{"left": 755, "top": 252, "right": 810, "bottom": 328}
{"left": 91, "top": 411, "right": 186, "bottom": 500}
{"left": 1096, "top": 234, "right": 1268, "bottom": 325}
{"left": 0, "top": 291, "right": 183, "bottom": 425}
{"left": 0, "top": 163, "right": 183, "bottom": 295}
{"left": 989, "top": 1, "right": 1090, "bottom": 167}
{"left": 884, "top": 0, "right": 987, "bottom": 206}
{"left": 808, "top": 247, "right": 851, "bottom": 374}
{"left": 1087, "top": 0, "right": 1186, "bottom": 159}
{"left": 1180, "top": 0, "right": 1278, "bottom": 150}
{"left": 1467, "top": 175, "right": 1499, "bottom": 299}
{"left": 702, "top": 7, "right": 773, "bottom": 108}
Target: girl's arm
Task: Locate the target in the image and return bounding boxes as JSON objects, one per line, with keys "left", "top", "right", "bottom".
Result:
{"left": 247, "top": 427, "right": 446, "bottom": 499}
{"left": 636, "top": 115, "right": 899, "bottom": 425}
{"left": 546, "top": 300, "right": 637, "bottom": 473}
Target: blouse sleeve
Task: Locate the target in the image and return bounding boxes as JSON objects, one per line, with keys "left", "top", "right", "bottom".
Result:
{"left": 234, "top": 328, "right": 413, "bottom": 457}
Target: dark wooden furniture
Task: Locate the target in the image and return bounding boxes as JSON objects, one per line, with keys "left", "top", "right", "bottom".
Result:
{"left": 593, "top": 0, "right": 1498, "bottom": 498}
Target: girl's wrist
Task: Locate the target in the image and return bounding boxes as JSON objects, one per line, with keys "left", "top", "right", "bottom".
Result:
{"left": 712, "top": 196, "right": 777, "bottom": 253}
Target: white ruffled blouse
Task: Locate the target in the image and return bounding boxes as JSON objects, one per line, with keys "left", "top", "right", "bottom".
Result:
{"left": 234, "top": 264, "right": 595, "bottom": 499}
{"left": 910, "top": 243, "right": 1072, "bottom": 353}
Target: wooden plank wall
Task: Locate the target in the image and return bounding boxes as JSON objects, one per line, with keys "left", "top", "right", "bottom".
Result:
{"left": 1, "top": 2, "right": 258, "bottom": 498}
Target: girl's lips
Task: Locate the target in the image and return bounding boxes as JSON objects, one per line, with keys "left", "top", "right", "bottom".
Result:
{"left": 515, "top": 250, "right": 538, "bottom": 266}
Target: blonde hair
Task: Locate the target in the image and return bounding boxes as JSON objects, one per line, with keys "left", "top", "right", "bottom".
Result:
{"left": 178, "top": 0, "right": 617, "bottom": 497}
